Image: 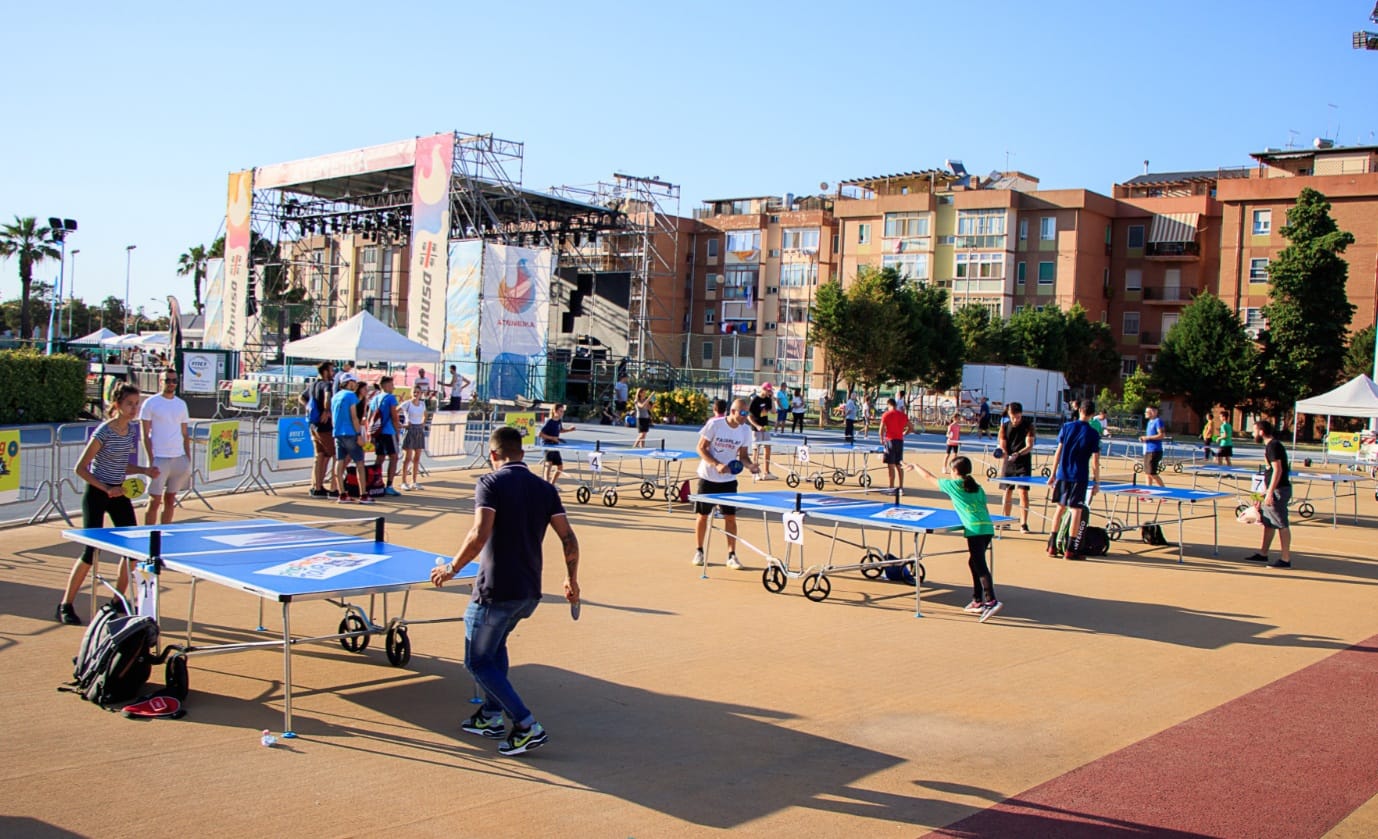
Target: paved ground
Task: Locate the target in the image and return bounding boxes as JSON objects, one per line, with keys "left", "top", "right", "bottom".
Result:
{"left": 2, "top": 429, "right": 1376, "bottom": 838}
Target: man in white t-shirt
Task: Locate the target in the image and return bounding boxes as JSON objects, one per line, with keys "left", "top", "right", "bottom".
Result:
{"left": 414, "top": 368, "right": 432, "bottom": 400}
{"left": 334, "top": 361, "right": 356, "bottom": 390}
{"left": 691, "top": 397, "right": 760, "bottom": 571}
{"left": 140, "top": 368, "right": 192, "bottom": 524}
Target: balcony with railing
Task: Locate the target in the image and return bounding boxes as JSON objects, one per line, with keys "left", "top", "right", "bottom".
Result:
{"left": 1144, "top": 241, "right": 1200, "bottom": 260}
{"left": 951, "top": 278, "right": 1007, "bottom": 296}
{"left": 1142, "top": 286, "right": 1197, "bottom": 305}
{"left": 1139, "top": 331, "right": 1158, "bottom": 347}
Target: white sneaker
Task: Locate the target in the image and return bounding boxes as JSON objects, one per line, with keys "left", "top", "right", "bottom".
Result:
{"left": 761, "top": 473, "right": 779, "bottom": 481}
{"left": 411, "top": 483, "right": 424, "bottom": 490}
{"left": 725, "top": 553, "right": 743, "bottom": 570}
{"left": 401, "top": 483, "right": 413, "bottom": 491}
{"left": 691, "top": 549, "right": 705, "bottom": 566}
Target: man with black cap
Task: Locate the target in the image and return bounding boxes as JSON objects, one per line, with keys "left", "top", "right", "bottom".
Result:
{"left": 747, "top": 382, "right": 777, "bottom": 479}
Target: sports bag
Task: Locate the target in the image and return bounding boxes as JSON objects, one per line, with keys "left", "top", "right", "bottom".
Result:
{"left": 1076, "top": 526, "right": 1110, "bottom": 557}
{"left": 1140, "top": 523, "right": 1169, "bottom": 546}
{"left": 63, "top": 603, "right": 159, "bottom": 707}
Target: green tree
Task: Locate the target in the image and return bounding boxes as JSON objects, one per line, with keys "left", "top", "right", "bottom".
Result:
{"left": 1003, "top": 306, "right": 1068, "bottom": 371}
{"left": 1120, "top": 369, "right": 1157, "bottom": 415}
{"left": 1342, "top": 325, "right": 1375, "bottom": 382}
{"left": 99, "top": 296, "right": 127, "bottom": 331}
{"left": 1258, "top": 188, "right": 1356, "bottom": 420}
{"left": 178, "top": 244, "right": 211, "bottom": 315}
{"left": 1151, "top": 292, "right": 1257, "bottom": 421}
{"left": 1062, "top": 303, "right": 1121, "bottom": 392}
{"left": 954, "top": 304, "right": 1005, "bottom": 363}
{"left": 0, "top": 216, "right": 61, "bottom": 341}
{"left": 896, "top": 278, "right": 963, "bottom": 390}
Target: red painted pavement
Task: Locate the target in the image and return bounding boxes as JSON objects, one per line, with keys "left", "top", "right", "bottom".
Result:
{"left": 928, "top": 635, "right": 1378, "bottom": 838}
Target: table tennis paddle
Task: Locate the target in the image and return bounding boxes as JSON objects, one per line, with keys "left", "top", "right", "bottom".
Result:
{"left": 728, "top": 459, "right": 744, "bottom": 474}
{"left": 570, "top": 599, "right": 581, "bottom": 621}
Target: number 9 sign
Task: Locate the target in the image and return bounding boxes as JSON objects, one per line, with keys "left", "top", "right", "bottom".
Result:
{"left": 783, "top": 510, "right": 805, "bottom": 545}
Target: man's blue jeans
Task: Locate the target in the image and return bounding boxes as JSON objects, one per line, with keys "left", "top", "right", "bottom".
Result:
{"left": 464, "top": 597, "right": 540, "bottom": 725}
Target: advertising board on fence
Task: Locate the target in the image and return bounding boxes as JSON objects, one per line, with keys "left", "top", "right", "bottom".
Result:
{"left": 183, "top": 351, "right": 218, "bottom": 394}
{"left": 229, "top": 380, "right": 261, "bottom": 409}
{"left": 277, "top": 417, "right": 313, "bottom": 462}
{"left": 0, "top": 431, "right": 20, "bottom": 503}
{"left": 504, "top": 411, "right": 539, "bottom": 447}
{"left": 207, "top": 421, "right": 240, "bottom": 481}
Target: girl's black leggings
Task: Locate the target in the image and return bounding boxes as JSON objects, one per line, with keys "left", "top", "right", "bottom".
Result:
{"left": 80, "top": 485, "right": 136, "bottom": 564}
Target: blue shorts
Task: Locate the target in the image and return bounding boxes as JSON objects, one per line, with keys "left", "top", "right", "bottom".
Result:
{"left": 1054, "top": 479, "right": 1088, "bottom": 508}
{"left": 334, "top": 435, "right": 366, "bottom": 464}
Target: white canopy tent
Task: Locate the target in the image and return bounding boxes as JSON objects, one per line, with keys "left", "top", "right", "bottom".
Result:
{"left": 1292, "top": 374, "right": 1378, "bottom": 459}
{"left": 69, "top": 327, "right": 118, "bottom": 345}
{"left": 101, "top": 333, "right": 146, "bottom": 349}
{"left": 283, "top": 310, "right": 441, "bottom": 364}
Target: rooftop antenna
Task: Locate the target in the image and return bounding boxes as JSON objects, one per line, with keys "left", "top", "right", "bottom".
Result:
{"left": 1143, "top": 159, "right": 1150, "bottom": 175}
{"left": 1328, "top": 103, "right": 1340, "bottom": 142}
{"left": 1286, "top": 129, "right": 1299, "bottom": 149}
{"left": 1005, "top": 150, "right": 1013, "bottom": 172}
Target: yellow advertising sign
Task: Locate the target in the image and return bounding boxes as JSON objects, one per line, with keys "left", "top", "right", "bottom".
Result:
{"left": 1326, "top": 431, "right": 1360, "bottom": 456}
{"left": 0, "top": 430, "right": 20, "bottom": 504}
{"left": 229, "top": 379, "right": 261, "bottom": 408}
{"left": 506, "top": 412, "right": 539, "bottom": 447}
{"left": 206, "top": 421, "right": 240, "bottom": 481}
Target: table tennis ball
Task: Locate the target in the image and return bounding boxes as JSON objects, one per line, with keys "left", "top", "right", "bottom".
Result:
{"left": 261, "top": 730, "right": 277, "bottom": 747}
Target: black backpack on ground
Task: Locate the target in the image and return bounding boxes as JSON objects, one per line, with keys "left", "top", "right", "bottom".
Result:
{"left": 62, "top": 603, "right": 160, "bottom": 707}
{"left": 1140, "top": 523, "right": 1170, "bottom": 546}
{"left": 1076, "top": 526, "right": 1111, "bottom": 557}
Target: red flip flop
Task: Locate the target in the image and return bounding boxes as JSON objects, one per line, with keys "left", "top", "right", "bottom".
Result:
{"left": 122, "top": 696, "right": 182, "bottom": 718}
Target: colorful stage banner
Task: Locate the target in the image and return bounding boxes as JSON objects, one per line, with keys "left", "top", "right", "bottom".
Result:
{"left": 200, "top": 259, "right": 226, "bottom": 350}
{"left": 443, "top": 239, "right": 483, "bottom": 398}
{"left": 223, "top": 170, "right": 253, "bottom": 351}
{"left": 206, "top": 420, "right": 240, "bottom": 481}
{"left": 407, "top": 132, "right": 455, "bottom": 352}
{"left": 277, "top": 417, "right": 312, "bottom": 462}
{"left": 0, "top": 430, "right": 20, "bottom": 504}
{"left": 480, "top": 243, "right": 552, "bottom": 400}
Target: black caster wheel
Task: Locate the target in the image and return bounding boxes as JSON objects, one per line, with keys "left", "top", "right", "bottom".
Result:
{"left": 1173, "top": 462, "right": 1184, "bottom": 473}
{"left": 575, "top": 486, "right": 591, "bottom": 504}
{"left": 786, "top": 473, "right": 800, "bottom": 488}
{"left": 1106, "top": 521, "right": 1124, "bottom": 541}
{"left": 385, "top": 624, "right": 411, "bottom": 667}
{"left": 338, "top": 613, "right": 370, "bottom": 653}
{"left": 832, "top": 470, "right": 846, "bottom": 485}
{"left": 859, "top": 548, "right": 885, "bottom": 579}
{"left": 603, "top": 491, "right": 618, "bottom": 507}
{"left": 801, "top": 573, "right": 831, "bottom": 602}
{"left": 1235, "top": 503, "right": 1250, "bottom": 517}
{"left": 1040, "top": 466, "right": 1051, "bottom": 478}
{"left": 1298, "top": 502, "right": 1315, "bottom": 519}
{"left": 859, "top": 473, "right": 873, "bottom": 488}
{"left": 761, "top": 565, "right": 787, "bottom": 593}
{"left": 814, "top": 475, "right": 826, "bottom": 491}
{"left": 639, "top": 481, "right": 656, "bottom": 499}
{"left": 1133, "top": 463, "right": 1144, "bottom": 474}
{"left": 986, "top": 466, "right": 997, "bottom": 479}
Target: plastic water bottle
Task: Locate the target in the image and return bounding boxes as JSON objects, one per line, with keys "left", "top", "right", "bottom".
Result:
{"left": 261, "top": 730, "right": 277, "bottom": 747}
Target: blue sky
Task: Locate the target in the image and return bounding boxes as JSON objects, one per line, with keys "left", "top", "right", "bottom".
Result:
{"left": 3, "top": 0, "right": 1376, "bottom": 315}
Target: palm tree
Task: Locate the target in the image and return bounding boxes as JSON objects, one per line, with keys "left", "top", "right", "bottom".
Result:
{"left": 177, "top": 244, "right": 210, "bottom": 314}
{"left": 0, "top": 216, "right": 61, "bottom": 342}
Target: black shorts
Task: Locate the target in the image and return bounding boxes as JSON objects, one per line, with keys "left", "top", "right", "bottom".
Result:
{"left": 694, "top": 479, "right": 738, "bottom": 516}
{"left": 637, "top": 417, "right": 652, "bottom": 433}
{"left": 1144, "top": 450, "right": 1163, "bottom": 475}
{"left": 1002, "top": 458, "right": 1032, "bottom": 479}
{"left": 544, "top": 450, "right": 564, "bottom": 466}
{"left": 1054, "top": 479, "right": 1089, "bottom": 508}
{"left": 978, "top": 417, "right": 991, "bottom": 430}
{"left": 882, "top": 439, "right": 904, "bottom": 465}
{"left": 615, "top": 401, "right": 627, "bottom": 413}
{"left": 946, "top": 444, "right": 960, "bottom": 455}
{"left": 372, "top": 432, "right": 397, "bottom": 457}
{"left": 1217, "top": 445, "right": 1233, "bottom": 458}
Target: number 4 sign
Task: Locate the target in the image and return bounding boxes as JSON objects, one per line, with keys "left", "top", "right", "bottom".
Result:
{"left": 589, "top": 452, "right": 603, "bottom": 473}
{"left": 783, "top": 511, "right": 805, "bottom": 545}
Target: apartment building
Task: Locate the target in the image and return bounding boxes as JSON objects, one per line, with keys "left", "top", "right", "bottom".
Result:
{"left": 689, "top": 194, "right": 837, "bottom": 389}
{"left": 1216, "top": 144, "right": 1378, "bottom": 339}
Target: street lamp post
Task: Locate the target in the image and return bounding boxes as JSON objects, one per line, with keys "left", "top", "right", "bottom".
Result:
{"left": 124, "top": 245, "right": 137, "bottom": 333}
{"left": 44, "top": 218, "right": 77, "bottom": 354}
{"left": 67, "top": 248, "right": 79, "bottom": 337}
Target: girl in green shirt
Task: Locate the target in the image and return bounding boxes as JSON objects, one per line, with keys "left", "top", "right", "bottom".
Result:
{"left": 905, "top": 456, "right": 1002, "bottom": 621}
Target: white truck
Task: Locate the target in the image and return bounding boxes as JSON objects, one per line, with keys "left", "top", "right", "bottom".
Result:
{"left": 960, "top": 363, "right": 1068, "bottom": 419}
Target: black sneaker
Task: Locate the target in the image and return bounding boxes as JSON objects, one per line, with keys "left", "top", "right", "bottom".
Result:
{"left": 460, "top": 710, "right": 507, "bottom": 739}
{"left": 309, "top": 488, "right": 328, "bottom": 498}
{"left": 1243, "top": 553, "right": 1268, "bottom": 563}
{"left": 55, "top": 603, "right": 81, "bottom": 625}
{"left": 498, "top": 722, "right": 548, "bottom": 756}
{"left": 1267, "top": 558, "right": 1292, "bottom": 568}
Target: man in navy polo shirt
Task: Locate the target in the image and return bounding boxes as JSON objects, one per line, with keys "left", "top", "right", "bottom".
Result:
{"left": 430, "top": 426, "right": 580, "bottom": 756}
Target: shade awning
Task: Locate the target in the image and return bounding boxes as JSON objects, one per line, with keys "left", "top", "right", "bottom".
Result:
{"left": 1148, "top": 212, "right": 1200, "bottom": 244}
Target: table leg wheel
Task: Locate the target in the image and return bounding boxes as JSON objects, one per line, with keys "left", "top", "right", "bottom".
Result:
{"left": 385, "top": 624, "right": 411, "bottom": 667}
{"left": 786, "top": 473, "right": 800, "bottom": 488}
{"left": 814, "top": 475, "right": 826, "bottom": 491}
{"left": 1133, "top": 463, "right": 1144, "bottom": 474}
{"left": 859, "top": 548, "right": 885, "bottom": 579}
{"left": 639, "top": 481, "right": 656, "bottom": 499}
{"left": 339, "top": 613, "right": 370, "bottom": 653}
{"left": 1173, "top": 462, "right": 1184, "bottom": 473}
{"left": 1040, "top": 466, "right": 1051, "bottom": 478}
{"left": 986, "top": 466, "right": 997, "bottom": 479}
{"left": 832, "top": 470, "right": 846, "bottom": 485}
{"left": 603, "top": 490, "right": 618, "bottom": 507}
{"left": 802, "top": 573, "right": 831, "bottom": 602}
{"left": 1106, "top": 520, "right": 1124, "bottom": 541}
{"left": 762, "top": 565, "right": 787, "bottom": 593}
{"left": 575, "top": 486, "right": 591, "bottom": 504}
{"left": 1298, "top": 502, "right": 1315, "bottom": 519}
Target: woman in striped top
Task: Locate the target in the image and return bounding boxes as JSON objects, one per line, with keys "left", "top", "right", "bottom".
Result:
{"left": 56, "top": 384, "right": 161, "bottom": 625}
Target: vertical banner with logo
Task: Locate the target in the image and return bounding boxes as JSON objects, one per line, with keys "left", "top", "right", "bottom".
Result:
{"left": 406, "top": 132, "right": 455, "bottom": 353}
{"left": 182, "top": 351, "right": 218, "bottom": 393}
{"left": 200, "top": 259, "right": 226, "bottom": 349}
{"left": 444, "top": 239, "right": 483, "bottom": 398}
{"left": 0, "top": 430, "right": 20, "bottom": 503}
{"left": 206, "top": 420, "right": 240, "bottom": 481}
{"left": 276, "top": 417, "right": 313, "bottom": 462}
{"left": 479, "top": 243, "right": 553, "bottom": 400}
{"left": 223, "top": 170, "right": 253, "bottom": 351}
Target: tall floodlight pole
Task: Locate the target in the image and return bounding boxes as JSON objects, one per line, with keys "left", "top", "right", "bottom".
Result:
{"left": 124, "top": 245, "right": 137, "bottom": 333}
{"left": 44, "top": 218, "right": 77, "bottom": 354}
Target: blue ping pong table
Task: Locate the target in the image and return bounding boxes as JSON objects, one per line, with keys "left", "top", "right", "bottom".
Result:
{"left": 688, "top": 489, "right": 1013, "bottom": 618}
{"left": 62, "top": 518, "right": 477, "bottom": 737}
{"left": 996, "top": 476, "right": 1231, "bottom": 563}
{"left": 538, "top": 440, "right": 700, "bottom": 509}
{"left": 1187, "top": 463, "right": 1368, "bottom": 528}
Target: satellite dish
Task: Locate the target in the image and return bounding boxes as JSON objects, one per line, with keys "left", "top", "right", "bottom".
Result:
{"left": 819, "top": 181, "right": 829, "bottom": 191}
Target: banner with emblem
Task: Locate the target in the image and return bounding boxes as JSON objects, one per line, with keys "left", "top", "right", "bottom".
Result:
{"left": 479, "top": 243, "right": 552, "bottom": 400}
{"left": 406, "top": 132, "right": 455, "bottom": 353}
{"left": 277, "top": 417, "right": 313, "bottom": 462}
{"left": 206, "top": 420, "right": 240, "bottom": 481}
{"left": 222, "top": 170, "right": 253, "bottom": 351}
